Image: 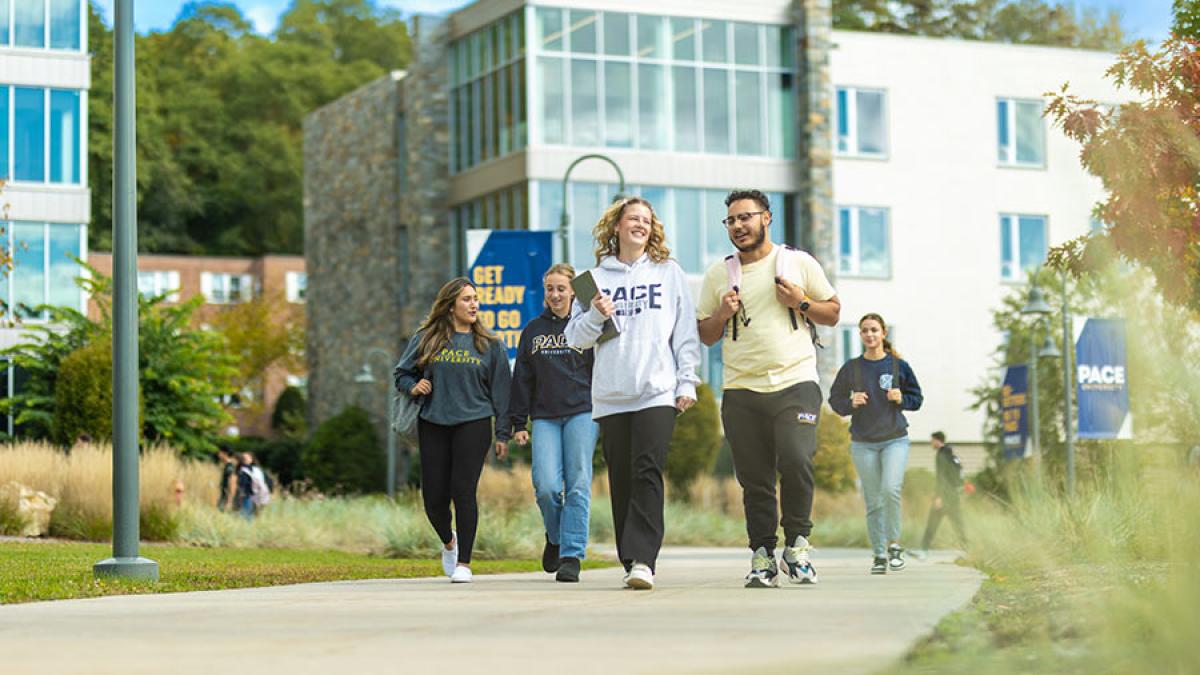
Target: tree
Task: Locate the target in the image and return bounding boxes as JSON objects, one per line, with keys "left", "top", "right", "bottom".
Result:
{"left": 302, "top": 405, "right": 384, "bottom": 494}
{"left": 210, "top": 292, "right": 305, "bottom": 421}
{"left": 666, "top": 384, "right": 722, "bottom": 497}
{"left": 0, "top": 266, "right": 238, "bottom": 457}
{"left": 834, "top": 0, "right": 1126, "bottom": 50}
{"left": 1046, "top": 9, "right": 1200, "bottom": 314}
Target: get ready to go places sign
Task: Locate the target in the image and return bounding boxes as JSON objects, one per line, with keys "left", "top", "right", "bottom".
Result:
{"left": 1074, "top": 317, "right": 1133, "bottom": 440}
{"left": 1001, "top": 364, "right": 1029, "bottom": 460}
{"left": 466, "top": 230, "right": 553, "bottom": 360}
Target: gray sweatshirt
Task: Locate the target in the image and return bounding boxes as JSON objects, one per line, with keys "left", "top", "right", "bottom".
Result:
{"left": 393, "top": 331, "right": 512, "bottom": 440}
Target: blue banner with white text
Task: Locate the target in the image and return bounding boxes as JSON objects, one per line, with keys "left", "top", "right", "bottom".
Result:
{"left": 1075, "top": 318, "right": 1132, "bottom": 440}
{"left": 466, "top": 230, "right": 553, "bottom": 360}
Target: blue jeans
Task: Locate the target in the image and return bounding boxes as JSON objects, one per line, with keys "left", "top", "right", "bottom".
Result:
{"left": 531, "top": 413, "right": 599, "bottom": 560}
{"left": 851, "top": 436, "right": 910, "bottom": 557}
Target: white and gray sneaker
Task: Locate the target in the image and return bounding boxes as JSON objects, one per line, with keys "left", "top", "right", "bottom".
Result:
{"left": 450, "top": 565, "right": 473, "bottom": 583}
{"left": 441, "top": 531, "right": 458, "bottom": 577}
{"left": 782, "top": 537, "right": 818, "bottom": 584}
{"left": 626, "top": 562, "right": 654, "bottom": 590}
{"left": 745, "top": 546, "right": 780, "bottom": 588}
{"left": 888, "top": 543, "right": 906, "bottom": 571}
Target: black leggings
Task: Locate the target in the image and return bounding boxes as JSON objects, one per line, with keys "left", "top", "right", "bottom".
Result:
{"left": 417, "top": 417, "right": 492, "bottom": 564}
{"left": 599, "top": 406, "right": 676, "bottom": 572}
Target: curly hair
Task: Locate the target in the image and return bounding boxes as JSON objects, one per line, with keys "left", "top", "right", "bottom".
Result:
{"left": 416, "top": 277, "right": 496, "bottom": 368}
{"left": 724, "top": 189, "right": 771, "bottom": 213}
{"left": 591, "top": 197, "right": 671, "bottom": 264}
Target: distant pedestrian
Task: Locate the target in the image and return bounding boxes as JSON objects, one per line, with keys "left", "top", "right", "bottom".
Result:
{"left": 395, "top": 277, "right": 512, "bottom": 584}
{"left": 216, "top": 445, "right": 237, "bottom": 512}
{"left": 504, "top": 263, "right": 598, "bottom": 583}
{"left": 235, "top": 451, "right": 272, "bottom": 519}
{"left": 917, "top": 431, "right": 967, "bottom": 555}
{"left": 565, "top": 196, "right": 702, "bottom": 591}
{"left": 829, "top": 313, "right": 923, "bottom": 575}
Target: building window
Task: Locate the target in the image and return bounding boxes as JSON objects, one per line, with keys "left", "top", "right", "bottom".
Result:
{"left": 3, "top": 86, "right": 83, "bottom": 185}
{"left": 997, "top": 98, "right": 1046, "bottom": 167}
{"left": 999, "top": 214, "right": 1047, "bottom": 280}
{"left": 836, "top": 87, "right": 886, "bottom": 157}
{"left": 450, "top": 10, "right": 525, "bottom": 174}
{"left": 285, "top": 271, "right": 306, "bottom": 303}
{"left": 837, "top": 206, "right": 890, "bottom": 277}
{"left": 4, "top": 0, "right": 83, "bottom": 50}
{"left": 1, "top": 221, "right": 85, "bottom": 321}
{"left": 137, "top": 270, "right": 180, "bottom": 302}
{"left": 201, "top": 272, "right": 253, "bottom": 304}
{"left": 529, "top": 9, "right": 794, "bottom": 159}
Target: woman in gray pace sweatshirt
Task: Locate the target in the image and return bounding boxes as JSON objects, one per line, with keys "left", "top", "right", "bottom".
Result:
{"left": 565, "top": 197, "right": 702, "bottom": 591}
{"left": 395, "top": 277, "right": 512, "bottom": 584}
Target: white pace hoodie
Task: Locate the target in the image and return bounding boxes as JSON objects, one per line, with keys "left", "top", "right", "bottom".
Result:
{"left": 564, "top": 253, "right": 702, "bottom": 419}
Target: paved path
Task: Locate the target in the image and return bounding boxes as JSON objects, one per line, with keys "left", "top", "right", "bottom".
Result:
{"left": 0, "top": 547, "right": 980, "bottom": 674}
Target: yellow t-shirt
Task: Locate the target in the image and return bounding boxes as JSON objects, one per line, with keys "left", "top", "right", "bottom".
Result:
{"left": 697, "top": 245, "right": 836, "bottom": 392}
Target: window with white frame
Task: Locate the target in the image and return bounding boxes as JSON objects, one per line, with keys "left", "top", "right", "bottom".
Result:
{"left": 838, "top": 206, "right": 889, "bottom": 277}
{"left": 285, "top": 271, "right": 306, "bottom": 303}
{"left": 200, "top": 272, "right": 253, "bottom": 304}
{"left": 836, "top": 87, "right": 886, "bottom": 157}
{"left": 137, "top": 270, "right": 179, "bottom": 302}
{"left": 2, "top": 0, "right": 85, "bottom": 51}
{"left": 1, "top": 86, "right": 84, "bottom": 185}
{"left": 997, "top": 98, "right": 1046, "bottom": 167}
{"left": 999, "top": 214, "right": 1047, "bottom": 280}
{"left": 2, "top": 221, "right": 86, "bottom": 320}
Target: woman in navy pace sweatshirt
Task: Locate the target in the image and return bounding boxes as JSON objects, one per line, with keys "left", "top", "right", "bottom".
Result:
{"left": 503, "top": 264, "right": 598, "bottom": 584}
{"left": 830, "top": 313, "right": 923, "bottom": 575}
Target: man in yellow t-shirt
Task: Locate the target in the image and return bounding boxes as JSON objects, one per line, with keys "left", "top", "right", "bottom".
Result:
{"left": 697, "top": 189, "right": 841, "bottom": 588}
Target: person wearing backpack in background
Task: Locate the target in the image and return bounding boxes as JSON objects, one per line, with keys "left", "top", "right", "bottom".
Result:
{"left": 236, "top": 451, "right": 273, "bottom": 519}
{"left": 697, "top": 189, "right": 840, "bottom": 588}
{"left": 503, "top": 263, "right": 598, "bottom": 584}
{"left": 216, "top": 445, "right": 237, "bottom": 512}
{"left": 829, "top": 313, "right": 923, "bottom": 575}
{"left": 915, "top": 431, "right": 968, "bottom": 558}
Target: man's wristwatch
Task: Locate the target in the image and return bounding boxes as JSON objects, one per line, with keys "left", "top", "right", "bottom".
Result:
{"left": 798, "top": 299, "right": 811, "bottom": 313}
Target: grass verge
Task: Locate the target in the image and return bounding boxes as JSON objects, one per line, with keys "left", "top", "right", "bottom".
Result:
{"left": 0, "top": 541, "right": 609, "bottom": 605}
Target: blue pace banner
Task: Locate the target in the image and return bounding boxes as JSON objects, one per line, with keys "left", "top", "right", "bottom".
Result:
{"left": 1001, "top": 365, "right": 1030, "bottom": 460}
{"left": 466, "top": 230, "right": 553, "bottom": 360}
{"left": 1075, "top": 318, "right": 1132, "bottom": 440}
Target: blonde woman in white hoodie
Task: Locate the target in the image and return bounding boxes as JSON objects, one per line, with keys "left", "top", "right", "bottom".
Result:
{"left": 565, "top": 197, "right": 702, "bottom": 591}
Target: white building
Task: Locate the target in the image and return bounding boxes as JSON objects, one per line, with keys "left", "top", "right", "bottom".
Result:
{"left": 0, "top": 0, "right": 91, "bottom": 432}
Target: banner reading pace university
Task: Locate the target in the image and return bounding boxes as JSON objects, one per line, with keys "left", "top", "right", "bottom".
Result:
{"left": 1074, "top": 318, "right": 1132, "bottom": 440}
{"left": 1001, "top": 365, "right": 1029, "bottom": 460}
{"left": 466, "top": 230, "right": 553, "bottom": 360}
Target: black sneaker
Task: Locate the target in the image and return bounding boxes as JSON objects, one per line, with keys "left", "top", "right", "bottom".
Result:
{"left": 871, "top": 557, "right": 888, "bottom": 575}
{"left": 542, "top": 534, "right": 560, "bottom": 573}
{"left": 888, "top": 544, "right": 906, "bottom": 571}
{"left": 555, "top": 557, "right": 580, "bottom": 583}
{"left": 745, "top": 547, "right": 780, "bottom": 588}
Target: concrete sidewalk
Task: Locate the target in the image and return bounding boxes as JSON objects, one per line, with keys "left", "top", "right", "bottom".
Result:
{"left": 0, "top": 547, "right": 980, "bottom": 674}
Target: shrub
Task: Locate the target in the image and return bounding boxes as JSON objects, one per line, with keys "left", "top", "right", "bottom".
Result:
{"left": 666, "top": 383, "right": 721, "bottom": 498}
{"left": 302, "top": 406, "right": 385, "bottom": 494}
{"left": 0, "top": 484, "right": 27, "bottom": 535}
{"left": 52, "top": 339, "right": 115, "bottom": 446}
{"left": 815, "top": 405, "right": 856, "bottom": 492}
{"left": 271, "top": 386, "right": 307, "bottom": 437}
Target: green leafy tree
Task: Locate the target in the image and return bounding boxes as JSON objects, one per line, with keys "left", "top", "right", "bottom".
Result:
{"left": 271, "top": 385, "right": 308, "bottom": 437}
{"left": 52, "top": 338, "right": 116, "bottom": 445}
{"left": 1046, "top": 6, "right": 1200, "bottom": 314}
{"left": 666, "top": 383, "right": 722, "bottom": 498}
{"left": 0, "top": 266, "right": 237, "bottom": 457}
{"left": 301, "top": 405, "right": 385, "bottom": 494}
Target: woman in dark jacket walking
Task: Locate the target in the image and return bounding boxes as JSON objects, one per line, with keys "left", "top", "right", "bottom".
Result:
{"left": 504, "top": 263, "right": 598, "bottom": 583}
{"left": 830, "top": 313, "right": 923, "bottom": 575}
{"left": 395, "top": 277, "right": 512, "bottom": 584}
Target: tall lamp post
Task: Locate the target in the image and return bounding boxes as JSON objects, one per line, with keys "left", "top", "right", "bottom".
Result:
{"left": 94, "top": 0, "right": 157, "bottom": 582}
{"left": 1020, "top": 283, "right": 1054, "bottom": 462}
{"left": 1058, "top": 271, "right": 1076, "bottom": 496}
{"left": 559, "top": 154, "right": 626, "bottom": 265}
{"left": 355, "top": 347, "right": 399, "bottom": 499}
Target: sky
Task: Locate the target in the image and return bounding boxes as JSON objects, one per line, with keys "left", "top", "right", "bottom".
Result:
{"left": 92, "top": 1, "right": 1173, "bottom": 44}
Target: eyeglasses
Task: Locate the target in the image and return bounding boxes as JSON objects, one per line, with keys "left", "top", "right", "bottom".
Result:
{"left": 721, "top": 211, "right": 766, "bottom": 228}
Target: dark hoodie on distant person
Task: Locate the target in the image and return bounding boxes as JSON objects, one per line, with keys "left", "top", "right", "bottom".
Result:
{"left": 503, "top": 309, "right": 594, "bottom": 436}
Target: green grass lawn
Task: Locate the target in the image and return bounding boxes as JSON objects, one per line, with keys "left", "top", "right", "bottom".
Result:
{"left": 0, "top": 541, "right": 608, "bottom": 605}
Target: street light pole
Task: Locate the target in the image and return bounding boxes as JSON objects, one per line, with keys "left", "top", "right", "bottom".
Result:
{"left": 1021, "top": 282, "right": 1053, "bottom": 465}
{"left": 559, "top": 154, "right": 626, "bottom": 265}
{"left": 95, "top": 0, "right": 157, "bottom": 581}
{"left": 1061, "top": 272, "right": 1076, "bottom": 496}
{"left": 356, "top": 347, "right": 399, "bottom": 498}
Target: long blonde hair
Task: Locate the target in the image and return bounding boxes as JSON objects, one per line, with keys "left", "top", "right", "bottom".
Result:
{"left": 591, "top": 197, "right": 671, "bottom": 264}
{"left": 416, "top": 277, "right": 496, "bottom": 368}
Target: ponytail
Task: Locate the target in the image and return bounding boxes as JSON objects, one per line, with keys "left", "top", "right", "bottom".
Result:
{"left": 882, "top": 338, "right": 901, "bottom": 360}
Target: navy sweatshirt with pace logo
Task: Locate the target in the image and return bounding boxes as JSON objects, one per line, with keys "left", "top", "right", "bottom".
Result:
{"left": 829, "top": 354, "right": 923, "bottom": 443}
{"left": 502, "top": 309, "right": 594, "bottom": 436}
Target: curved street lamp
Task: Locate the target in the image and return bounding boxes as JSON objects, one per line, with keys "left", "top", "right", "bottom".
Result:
{"left": 559, "top": 154, "right": 627, "bottom": 265}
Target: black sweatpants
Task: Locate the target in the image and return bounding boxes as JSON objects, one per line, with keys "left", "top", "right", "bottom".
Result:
{"left": 721, "top": 381, "right": 823, "bottom": 552}
{"left": 417, "top": 417, "right": 492, "bottom": 564}
{"left": 599, "top": 406, "right": 676, "bottom": 572}
{"left": 921, "top": 491, "right": 967, "bottom": 550}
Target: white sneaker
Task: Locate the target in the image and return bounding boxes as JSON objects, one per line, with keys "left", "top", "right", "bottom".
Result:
{"left": 450, "top": 565, "right": 473, "bottom": 583}
{"left": 441, "top": 532, "right": 458, "bottom": 577}
{"left": 625, "top": 562, "right": 654, "bottom": 590}
{"left": 782, "top": 536, "right": 818, "bottom": 585}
